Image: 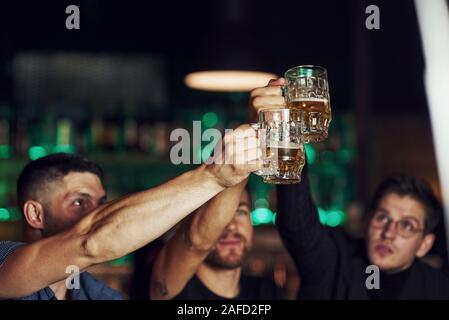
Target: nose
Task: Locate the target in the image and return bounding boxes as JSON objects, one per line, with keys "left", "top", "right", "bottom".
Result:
{"left": 225, "top": 217, "right": 238, "bottom": 233}
{"left": 381, "top": 220, "right": 397, "bottom": 240}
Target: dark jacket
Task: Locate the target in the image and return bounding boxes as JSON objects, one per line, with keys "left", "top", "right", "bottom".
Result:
{"left": 276, "top": 165, "right": 449, "bottom": 300}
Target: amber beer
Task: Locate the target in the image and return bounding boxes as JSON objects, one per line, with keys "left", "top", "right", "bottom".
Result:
{"left": 265, "top": 142, "right": 305, "bottom": 184}
{"left": 288, "top": 98, "right": 331, "bottom": 143}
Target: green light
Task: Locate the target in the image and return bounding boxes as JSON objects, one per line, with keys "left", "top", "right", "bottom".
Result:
{"left": 318, "top": 207, "right": 327, "bottom": 225}
{"left": 202, "top": 112, "right": 218, "bottom": 128}
{"left": 0, "top": 145, "right": 10, "bottom": 159}
{"left": 53, "top": 144, "right": 75, "bottom": 154}
{"left": 338, "top": 148, "right": 352, "bottom": 163}
{"left": 110, "top": 254, "right": 133, "bottom": 266}
{"left": 255, "top": 198, "right": 269, "bottom": 208}
{"left": 201, "top": 144, "right": 215, "bottom": 163}
{"left": 251, "top": 207, "right": 274, "bottom": 226}
{"left": 326, "top": 210, "right": 345, "bottom": 227}
{"left": 8, "top": 208, "right": 22, "bottom": 221}
{"left": 0, "top": 208, "right": 10, "bottom": 221}
{"left": 29, "top": 146, "right": 47, "bottom": 160}
{"left": 272, "top": 212, "right": 277, "bottom": 224}
{"left": 305, "top": 144, "right": 317, "bottom": 164}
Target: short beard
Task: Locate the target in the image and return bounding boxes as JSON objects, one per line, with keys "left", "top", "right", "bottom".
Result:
{"left": 204, "top": 246, "right": 249, "bottom": 270}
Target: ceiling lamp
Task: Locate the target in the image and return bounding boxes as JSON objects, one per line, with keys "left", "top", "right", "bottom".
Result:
{"left": 184, "top": 70, "right": 277, "bottom": 92}
{"left": 183, "top": 1, "right": 277, "bottom": 93}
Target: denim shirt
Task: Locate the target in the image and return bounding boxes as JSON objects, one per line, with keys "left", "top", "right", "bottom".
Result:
{"left": 0, "top": 241, "right": 123, "bottom": 300}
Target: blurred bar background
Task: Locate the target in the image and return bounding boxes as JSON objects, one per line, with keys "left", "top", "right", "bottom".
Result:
{"left": 0, "top": 0, "right": 445, "bottom": 299}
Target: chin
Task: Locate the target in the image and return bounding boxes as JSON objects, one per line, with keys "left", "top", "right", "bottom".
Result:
{"left": 369, "top": 254, "right": 403, "bottom": 273}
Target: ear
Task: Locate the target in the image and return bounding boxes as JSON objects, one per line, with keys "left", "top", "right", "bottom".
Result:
{"left": 416, "top": 233, "right": 435, "bottom": 258}
{"left": 23, "top": 200, "right": 45, "bottom": 230}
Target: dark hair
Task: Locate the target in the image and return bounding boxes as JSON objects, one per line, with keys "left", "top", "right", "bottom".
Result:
{"left": 368, "top": 174, "right": 442, "bottom": 234}
{"left": 17, "top": 153, "right": 104, "bottom": 208}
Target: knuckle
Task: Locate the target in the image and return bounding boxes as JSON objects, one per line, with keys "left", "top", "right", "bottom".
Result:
{"left": 250, "top": 88, "right": 261, "bottom": 98}
{"left": 253, "top": 96, "right": 263, "bottom": 107}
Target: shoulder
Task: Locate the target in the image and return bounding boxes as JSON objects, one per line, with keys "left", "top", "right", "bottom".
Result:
{"left": 414, "top": 260, "right": 449, "bottom": 281}
{"left": 0, "top": 241, "right": 26, "bottom": 265}
{"left": 412, "top": 260, "right": 449, "bottom": 298}
{"left": 78, "top": 272, "right": 123, "bottom": 300}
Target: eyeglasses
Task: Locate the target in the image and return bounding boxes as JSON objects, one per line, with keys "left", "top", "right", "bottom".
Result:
{"left": 370, "top": 210, "right": 425, "bottom": 238}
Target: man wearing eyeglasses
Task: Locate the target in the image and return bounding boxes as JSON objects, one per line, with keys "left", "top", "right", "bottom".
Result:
{"left": 251, "top": 78, "right": 449, "bottom": 299}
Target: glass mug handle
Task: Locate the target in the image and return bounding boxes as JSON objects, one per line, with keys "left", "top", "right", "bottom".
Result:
{"left": 250, "top": 123, "right": 273, "bottom": 177}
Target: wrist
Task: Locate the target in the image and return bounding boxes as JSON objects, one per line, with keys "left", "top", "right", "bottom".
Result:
{"left": 196, "top": 164, "right": 227, "bottom": 191}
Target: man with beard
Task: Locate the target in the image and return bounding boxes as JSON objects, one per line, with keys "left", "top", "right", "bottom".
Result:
{"left": 149, "top": 182, "right": 283, "bottom": 300}
{"left": 0, "top": 124, "right": 261, "bottom": 300}
{"left": 250, "top": 78, "right": 449, "bottom": 299}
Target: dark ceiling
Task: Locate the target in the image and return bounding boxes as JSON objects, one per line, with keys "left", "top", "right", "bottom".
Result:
{"left": 0, "top": 0, "right": 430, "bottom": 116}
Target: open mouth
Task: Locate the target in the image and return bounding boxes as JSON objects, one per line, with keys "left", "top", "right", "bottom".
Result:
{"left": 375, "top": 243, "right": 394, "bottom": 256}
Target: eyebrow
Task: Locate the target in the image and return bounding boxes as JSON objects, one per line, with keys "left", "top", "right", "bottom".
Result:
{"left": 376, "top": 208, "right": 422, "bottom": 224}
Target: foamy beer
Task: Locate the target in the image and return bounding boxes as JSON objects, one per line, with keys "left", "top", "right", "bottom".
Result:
{"left": 284, "top": 65, "right": 332, "bottom": 143}
{"left": 253, "top": 108, "right": 305, "bottom": 184}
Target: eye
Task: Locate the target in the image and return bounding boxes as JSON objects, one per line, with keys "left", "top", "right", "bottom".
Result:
{"left": 399, "top": 220, "right": 416, "bottom": 232}
{"left": 72, "top": 199, "right": 84, "bottom": 207}
{"left": 375, "top": 212, "right": 389, "bottom": 224}
{"left": 236, "top": 208, "right": 249, "bottom": 216}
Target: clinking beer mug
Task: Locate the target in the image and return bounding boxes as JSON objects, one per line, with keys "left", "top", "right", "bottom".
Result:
{"left": 283, "top": 65, "right": 332, "bottom": 143}
{"left": 252, "top": 108, "right": 306, "bottom": 184}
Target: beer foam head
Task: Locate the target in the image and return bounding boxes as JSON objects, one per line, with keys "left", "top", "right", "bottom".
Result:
{"left": 269, "top": 141, "right": 301, "bottom": 149}
{"left": 293, "top": 97, "right": 328, "bottom": 103}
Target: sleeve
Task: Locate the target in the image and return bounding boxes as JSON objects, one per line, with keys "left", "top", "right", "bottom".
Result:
{"left": 275, "top": 163, "right": 340, "bottom": 299}
{"left": 0, "top": 241, "right": 26, "bottom": 266}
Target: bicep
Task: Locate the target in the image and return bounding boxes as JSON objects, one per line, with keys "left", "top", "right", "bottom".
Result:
{"left": 0, "top": 232, "right": 90, "bottom": 298}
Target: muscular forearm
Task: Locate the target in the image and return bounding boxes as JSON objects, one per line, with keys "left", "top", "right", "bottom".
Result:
{"left": 82, "top": 165, "right": 225, "bottom": 263}
{"left": 150, "top": 180, "right": 247, "bottom": 299}
{"left": 0, "top": 165, "right": 225, "bottom": 298}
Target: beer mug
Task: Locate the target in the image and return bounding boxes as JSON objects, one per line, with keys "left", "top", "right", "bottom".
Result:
{"left": 283, "top": 65, "right": 332, "bottom": 143}
{"left": 252, "top": 108, "right": 305, "bottom": 184}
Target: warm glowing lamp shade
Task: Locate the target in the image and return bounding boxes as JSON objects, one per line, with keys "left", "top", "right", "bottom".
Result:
{"left": 185, "top": 70, "right": 278, "bottom": 92}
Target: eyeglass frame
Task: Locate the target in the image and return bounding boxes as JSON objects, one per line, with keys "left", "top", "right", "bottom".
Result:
{"left": 369, "top": 209, "right": 426, "bottom": 238}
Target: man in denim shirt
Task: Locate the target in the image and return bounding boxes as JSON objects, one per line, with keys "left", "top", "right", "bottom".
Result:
{"left": 0, "top": 127, "right": 260, "bottom": 300}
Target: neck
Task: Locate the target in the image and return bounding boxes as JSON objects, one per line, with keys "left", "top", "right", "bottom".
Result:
{"left": 382, "top": 262, "right": 414, "bottom": 275}
{"left": 197, "top": 263, "right": 242, "bottom": 299}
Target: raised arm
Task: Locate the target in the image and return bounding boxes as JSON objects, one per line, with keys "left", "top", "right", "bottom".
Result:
{"left": 149, "top": 180, "right": 247, "bottom": 300}
{"left": 249, "top": 79, "right": 339, "bottom": 298}
{"left": 0, "top": 125, "right": 260, "bottom": 299}
{"left": 276, "top": 163, "right": 339, "bottom": 296}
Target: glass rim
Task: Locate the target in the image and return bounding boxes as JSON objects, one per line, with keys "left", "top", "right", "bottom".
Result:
{"left": 258, "top": 107, "right": 298, "bottom": 114}
{"left": 284, "top": 65, "right": 328, "bottom": 78}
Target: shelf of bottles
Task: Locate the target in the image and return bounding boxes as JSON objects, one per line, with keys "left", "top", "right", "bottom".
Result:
{"left": 0, "top": 98, "right": 356, "bottom": 234}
